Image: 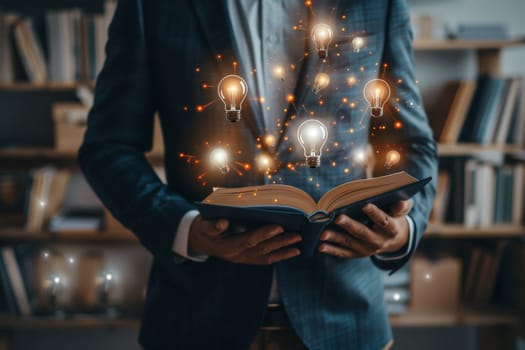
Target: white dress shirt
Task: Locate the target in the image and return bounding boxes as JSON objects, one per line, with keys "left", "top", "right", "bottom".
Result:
{"left": 172, "top": 0, "right": 415, "bottom": 300}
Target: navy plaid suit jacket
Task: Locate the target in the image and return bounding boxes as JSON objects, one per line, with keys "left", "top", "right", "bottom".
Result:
{"left": 78, "top": 0, "right": 437, "bottom": 349}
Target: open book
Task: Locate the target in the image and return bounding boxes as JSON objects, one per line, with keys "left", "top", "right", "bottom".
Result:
{"left": 196, "top": 172, "right": 431, "bottom": 257}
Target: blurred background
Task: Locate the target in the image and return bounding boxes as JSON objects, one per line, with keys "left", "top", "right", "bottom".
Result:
{"left": 0, "top": 0, "right": 524, "bottom": 349}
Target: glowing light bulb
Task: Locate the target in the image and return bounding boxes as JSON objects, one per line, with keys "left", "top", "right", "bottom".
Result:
{"left": 384, "top": 150, "right": 400, "bottom": 169}
{"left": 312, "top": 73, "right": 330, "bottom": 94}
{"left": 256, "top": 153, "right": 273, "bottom": 172}
{"left": 352, "top": 36, "right": 365, "bottom": 52}
{"left": 354, "top": 149, "right": 366, "bottom": 164}
{"left": 311, "top": 23, "right": 333, "bottom": 59}
{"left": 363, "top": 79, "right": 390, "bottom": 117}
{"left": 297, "top": 119, "right": 328, "bottom": 168}
{"left": 273, "top": 65, "right": 285, "bottom": 80}
{"left": 217, "top": 74, "right": 248, "bottom": 122}
{"left": 210, "top": 148, "right": 230, "bottom": 174}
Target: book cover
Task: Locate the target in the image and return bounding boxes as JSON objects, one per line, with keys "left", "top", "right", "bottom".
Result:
{"left": 1, "top": 246, "right": 31, "bottom": 316}
{"left": 195, "top": 172, "right": 431, "bottom": 257}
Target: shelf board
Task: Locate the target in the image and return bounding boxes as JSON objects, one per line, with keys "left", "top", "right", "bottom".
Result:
{"left": 437, "top": 143, "right": 524, "bottom": 157}
{"left": 425, "top": 224, "right": 524, "bottom": 238}
{"left": 413, "top": 38, "right": 525, "bottom": 51}
{"left": 0, "top": 148, "right": 163, "bottom": 164}
{"left": 0, "top": 82, "right": 94, "bottom": 91}
{"left": 0, "top": 308, "right": 519, "bottom": 330}
{"left": 389, "top": 308, "right": 521, "bottom": 327}
{"left": 0, "top": 229, "right": 138, "bottom": 243}
{"left": 0, "top": 315, "right": 139, "bottom": 330}
{"left": 0, "top": 225, "right": 522, "bottom": 243}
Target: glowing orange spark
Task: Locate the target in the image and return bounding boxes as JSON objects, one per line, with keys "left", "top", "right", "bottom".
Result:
{"left": 196, "top": 105, "right": 204, "bottom": 112}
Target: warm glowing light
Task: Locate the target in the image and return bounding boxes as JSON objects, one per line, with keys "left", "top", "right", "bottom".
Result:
{"left": 347, "top": 76, "right": 356, "bottom": 86}
{"left": 297, "top": 119, "right": 329, "bottom": 168}
{"left": 363, "top": 78, "right": 391, "bottom": 117}
{"left": 39, "top": 200, "right": 46, "bottom": 208}
{"left": 384, "top": 150, "right": 401, "bottom": 169}
{"left": 273, "top": 65, "right": 285, "bottom": 80}
{"left": 351, "top": 36, "right": 365, "bottom": 52}
{"left": 264, "top": 134, "right": 276, "bottom": 147}
{"left": 312, "top": 73, "right": 330, "bottom": 94}
{"left": 218, "top": 74, "right": 248, "bottom": 122}
{"left": 305, "top": 0, "right": 312, "bottom": 6}
{"left": 394, "top": 121, "right": 403, "bottom": 129}
{"left": 196, "top": 105, "right": 204, "bottom": 112}
{"left": 354, "top": 149, "right": 367, "bottom": 164}
{"left": 424, "top": 273, "right": 432, "bottom": 281}
{"left": 210, "top": 148, "right": 230, "bottom": 174}
{"left": 257, "top": 154, "right": 273, "bottom": 172}
{"left": 286, "top": 94, "right": 295, "bottom": 103}
{"left": 311, "top": 23, "right": 333, "bottom": 59}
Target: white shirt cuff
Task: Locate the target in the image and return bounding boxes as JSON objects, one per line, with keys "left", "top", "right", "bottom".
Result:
{"left": 172, "top": 210, "right": 209, "bottom": 262}
{"left": 374, "top": 214, "right": 415, "bottom": 261}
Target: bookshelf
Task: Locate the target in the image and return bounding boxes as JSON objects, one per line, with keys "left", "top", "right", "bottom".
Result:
{"left": 1, "top": 0, "right": 525, "bottom": 346}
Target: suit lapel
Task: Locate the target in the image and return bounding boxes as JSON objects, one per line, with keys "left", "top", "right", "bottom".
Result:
{"left": 190, "top": 0, "right": 266, "bottom": 139}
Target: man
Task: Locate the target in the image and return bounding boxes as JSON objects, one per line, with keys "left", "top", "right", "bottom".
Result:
{"left": 78, "top": 0, "right": 437, "bottom": 349}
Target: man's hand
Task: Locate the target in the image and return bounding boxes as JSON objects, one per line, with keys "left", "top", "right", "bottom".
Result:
{"left": 188, "top": 216, "right": 301, "bottom": 265}
{"left": 318, "top": 200, "right": 413, "bottom": 259}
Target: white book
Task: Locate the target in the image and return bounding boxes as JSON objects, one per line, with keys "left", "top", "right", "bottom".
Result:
{"left": 477, "top": 164, "right": 495, "bottom": 228}
{"left": 493, "top": 79, "right": 520, "bottom": 145}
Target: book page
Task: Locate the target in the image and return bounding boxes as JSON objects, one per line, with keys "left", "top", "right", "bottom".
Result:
{"left": 203, "top": 184, "right": 318, "bottom": 214}
{"left": 317, "top": 172, "right": 417, "bottom": 213}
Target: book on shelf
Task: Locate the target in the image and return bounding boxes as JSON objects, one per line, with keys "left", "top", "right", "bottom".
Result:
{"left": 435, "top": 76, "right": 524, "bottom": 146}
{"left": 12, "top": 18, "right": 48, "bottom": 83}
{"left": 429, "top": 171, "right": 450, "bottom": 224}
{"left": 196, "top": 172, "right": 431, "bottom": 257}
{"left": 462, "top": 161, "right": 523, "bottom": 228}
{"left": 430, "top": 80, "right": 476, "bottom": 143}
{"left": 0, "top": 0, "right": 116, "bottom": 84}
{"left": 464, "top": 242, "right": 507, "bottom": 305}
{"left": 0, "top": 246, "right": 31, "bottom": 316}
{"left": 0, "top": 171, "right": 33, "bottom": 227}
{"left": 49, "top": 208, "right": 102, "bottom": 232}
{"left": 25, "top": 166, "right": 70, "bottom": 232}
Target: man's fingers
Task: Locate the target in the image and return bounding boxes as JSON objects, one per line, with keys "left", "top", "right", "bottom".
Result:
{"left": 263, "top": 247, "right": 301, "bottom": 264}
{"left": 229, "top": 224, "right": 284, "bottom": 252}
{"left": 361, "top": 204, "right": 397, "bottom": 237}
{"left": 321, "top": 229, "right": 379, "bottom": 256}
{"left": 251, "top": 233, "right": 302, "bottom": 256}
{"left": 334, "top": 214, "right": 387, "bottom": 245}
{"left": 389, "top": 199, "right": 413, "bottom": 217}
{"left": 199, "top": 218, "right": 230, "bottom": 237}
{"left": 318, "top": 243, "right": 359, "bottom": 258}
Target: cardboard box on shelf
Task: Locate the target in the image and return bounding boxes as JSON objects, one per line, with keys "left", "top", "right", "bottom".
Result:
{"left": 410, "top": 255, "right": 462, "bottom": 310}
{"left": 53, "top": 103, "right": 164, "bottom": 153}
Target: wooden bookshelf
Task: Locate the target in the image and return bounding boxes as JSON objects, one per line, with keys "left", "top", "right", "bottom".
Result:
{"left": 0, "top": 229, "right": 137, "bottom": 243}
{"left": 437, "top": 143, "right": 525, "bottom": 157}
{"left": 0, "top": 225, "right": 522, "bottom": 243}
{"left": 413, "top": 38, "right": 525, "bottom": 51}
{"left": 0, "top": 82, "right": 94, "bottom": 91}
{"left": 0, "top": 308, "right": 519, "bottom": 330}
{"left": 425, "top": 224, "right": 525, "bottom": 238}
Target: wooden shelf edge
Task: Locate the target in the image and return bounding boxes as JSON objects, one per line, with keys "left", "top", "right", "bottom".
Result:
{"left": 0, "top": 148, "right": 164, "bottom": 162}
{"left": 0, "top": 308, "right": 519, "bottom": 330}
{"left": 413, "top": 38, "right": 525, "bottom": 51}
{"left": 0, "top": 315, "right": 139, "bottom": 330}
{"left": 425, "top": 224, "right": 525, "bottom": 238}
{"left": 437, "top": 143, "right": 524, "bottom": 157}
{"left": 390, "top": 308, "right": 521, "bottom": 327}
{"left": 0, "top": 229, "right": 138, "bottom": 243}
{"left": 0, "top": 82, "right": 95, "bottom": 91}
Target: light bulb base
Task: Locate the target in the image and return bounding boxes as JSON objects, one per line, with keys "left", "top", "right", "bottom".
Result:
{"left": 317, "top": 49, "right": 327, "bottom": 59}
{"left": 370, "top": 107, "right": 383, "bottom": 118}
{"left": 219, "top": 165, "right": 230, "bottom": 174}
{"left": 306, "top": 156, "right": 321, "bottom": 168}
{"left": 226, "top": 111, "right": 241, "bottom": 123}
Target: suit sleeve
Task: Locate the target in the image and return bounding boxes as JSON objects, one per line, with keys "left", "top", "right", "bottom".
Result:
{"left": 370, "top": 0, "right": 438, "bottom": 273}
{"left": 78, "top": 0, "right": 196, "bottom": 263}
